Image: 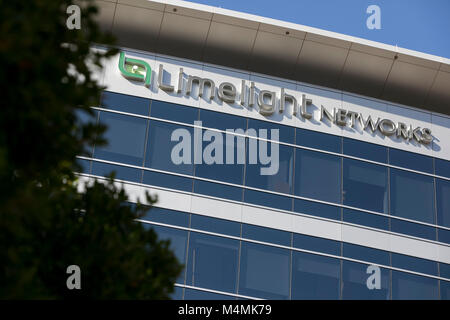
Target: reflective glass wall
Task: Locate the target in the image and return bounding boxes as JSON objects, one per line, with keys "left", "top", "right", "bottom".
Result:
{"left": 75, "top": 91, "right": 450, "bottom": 299}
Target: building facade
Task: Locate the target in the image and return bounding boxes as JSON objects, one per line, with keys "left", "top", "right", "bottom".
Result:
{"left": 78, "top": 0, "right": 450, "bottom": 299}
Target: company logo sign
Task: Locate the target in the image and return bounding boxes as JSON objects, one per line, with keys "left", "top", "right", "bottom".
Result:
{"left": 118, "top": 52, "right": 433, "bottom": 145}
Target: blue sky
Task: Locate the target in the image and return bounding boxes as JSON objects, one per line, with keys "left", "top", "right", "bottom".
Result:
{"left": 188, "top": 0, "right": 450, "bottom": 59}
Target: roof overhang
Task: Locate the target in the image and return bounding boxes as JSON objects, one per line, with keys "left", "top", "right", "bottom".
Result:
{"left": 94, "top": 0, "right": 450, "bottom": 115}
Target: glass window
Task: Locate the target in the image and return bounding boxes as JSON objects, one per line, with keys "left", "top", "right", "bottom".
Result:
{"left": 248, "top": 119, "right": 295, "bottom": 144}
{"left": 190, "top": 214, "right": 241, "bottom": 237}
{"left": 343, "top": 208, "right": 389, "bottom": 231}
{"left": 193, "top": 180, "right": 242, "bottom": 202}
{"left": 343, "top": 243, "right": 390, "bottom": 266}
{"left": 239, "top": 242, "right": 290, "bottom": 300}
{"left": 150, "top": 99, "right": 198, "bottom": 124}
{"left": 294, "top": 199, "right": 341, "bottom": 221}
{"left": 296, "top": 128, "right": 341, "bottom": 153}
{"left": 343, "top": 158, "right": 388, "bottom": 213}
{"left": 186, "top": 232, "right": 239, "bottom": 294}
{"left": 75, "top": 108, "right": 98, "bottom": 157}
{"left": 293, "top": 233, "right": 340, "bottom": 256}
{"left": 389, "top": 148, "right": 433, "bottom": 174}
{"left": 390, "top": 218, "right": 436, "bottom": 241}
{"left": 76, "top": 158, "right": 91, "bottom": 174}
{"left": 91, "top": 161, "right": 142, "bottom": 183}
{"left": 245, "top": 141, "right": 294, "bottom": 195}
{"left": 392, "top": 271, "right": 438, "bottom": 300}
{"left": 244, "top": 189, "right": 292, "bottom": 211}
{"left": 143, "top": 170, "right": 193, "bottom": 192}
{"left": 101, "top": 91, "right": 150, "bottom": 116}
{"left": 170, "top": 286, "right": 183, "bottom": 300}
{"left": 390, "top": 169, "right": 435, "bottom": 224}
{"left": 440, "top": 263, "right": 450, "bottom": 279}
{"left": 141, "top": 207, "right": 189, "bottom": 227}
{"left": 295, "top": 149, "right": 341, "bottom": 204}
{"left": 391, "top": 253, "right": 438, "bottom": 276}
{"left": 438, "top": 228, "right": 450, "bottom": 245}
{"left": 242, "top": 224, "right": 291, "bottom": 246}
{"left": 441, "top": 280, "right": 450, "bottom": 300}
{"left": 147, "top": 225, "right": 188, "bottom": 284}
{"left": 199, "top": 109, "right": 247, "bottom": 132}
{"left": 291, "top": 251, "right": 340, "bottom": 300}
{"left": 342, "top": 261, "right": 390, "bottom": 300}
{"left": 194, "top": 131, "right": 245, "bottom": 185}
{"left": 343, "top": 138, "right": 387, "bottom": 163}
{"left": 436, "top": 158, "right": 450, "bottom": 178}
{"left": 94, "top": 112, "right": 148, "bottom": 165}
{"left": 145, "top": 120, "right": 194, "bottom": 175}
{"left": 437, "top": 179, "right": 450, "bottom": 228}
{"left": 75, "top": 108, "right": 98, "bottom": 126}
{"left": 184, "top": 288, "right": 234, "bottom": 300}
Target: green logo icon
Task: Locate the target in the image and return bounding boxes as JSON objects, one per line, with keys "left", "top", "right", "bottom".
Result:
{"left": 118, "top": 52, "right": 152, "bottom": 87}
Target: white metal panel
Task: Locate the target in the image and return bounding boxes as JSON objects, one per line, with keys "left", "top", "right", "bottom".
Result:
{"left": 190, "top": 195, "right": 242, "bottom": 222}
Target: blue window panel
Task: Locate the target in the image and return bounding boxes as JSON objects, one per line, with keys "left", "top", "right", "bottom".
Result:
{"left": 75, "top": 108, "right": 98, "bottom": 126}
{"left": 441, "top": 281, "right": 450, "bottom": 300}
{"left": 141, "top": 207, "right": 189, "bottom": 228}
{"left": 242, "top": 224, "right": 291, "bottom": 246}
{"left": 295, "top": 148, "right": 341, "bottom": 204}
{"left": 150, "top": 99, "right": 198, "bottom": 124}
{"left": 391, "top": 253, "right": 438, "bottom": 276}
{"left": 390, "top": 218, "right": 436, "bottom": 241}
{"left": 342, "top": 261, "right": 390, "bottom": 300}
{"left": 245, "top": 141, "right": 294, "bottom": 195}
{"left": 199, "top": 109, "right": 247, "bottom": 131}
{"left": 296, "top": 128, "right": 341, "bottom": 153}
{"left": 438, "top": 228, "right": 450, "bottom": 245}
{"left": 343, "top": 138, "right": 388, "bottom": 163}
{"left": 294, "top": 199, "right": 341, "bottom": 221}
{"left": 437, "top": 179, "right": 450, "bottom": 228}
{"left": 101, "top": 91, "right": 150, "bottom": 116}
{"left": 194, "top": 131, "right": 244, "bottom": 185}
{"left": 186, "top": 232, "right": 239, "bottom": 294}
{"left": 76, "top": 158, "right": 91, "bottom": 174}
{"left": 193, "top": 180, "right": 242, "bottom": 202}
{"left": 440, "top": 263, "right": 450, "bottom": 279}
{"left": 389, "top": 148, "right": 433, "bottom": 174}
{"left": 293, "top": 233, "right": 340, "bottom": 256}
{"left": 436, "top": 158, "right": 450, "bottom": 178}
{"left": 184, "top": 288, "right": 234, "bottom": 300}
{"left": 91, "top": 161, "right": 141, "bottom": 183}
{"left": 248, "top": 118, "right": 295, "bottom": 144}
{"left": 75, "top": 109, "right": 98, "bottom": 157}
{"left": 143, "top": 170, "right": 193, "bottom": 192}
{"left": 170, "top": 286, "right": 183, "bottom": 300}
{"left": 343, "top": 243, "right": 390, "bottom": 266}
{"left": 145, "top": 120, "right": 194, "bottom": 175}
{"left": 390, "top": 169, "right": 435, "bottom": 224}
{"left": 147, "top": 225, "right": 188, "bottom": 284}
{"left": 392, "top": 271, "right": 438, "bottom": 300}
{"left": 190, "top": 214, "right": 241, "bottom": 237}
{"left": 291, "top": 251, "right": 340, "bottom": 300}
{"left": 244, "top": 189, "right": 292, "bottom": 211}
{"left": 94, "top": 112, "right": 148, "bottom": 166}
{"left": 239, "top": 242, "right": 290, "bottom": 300}
{"left": 343, "top": 208, "right": 389, "bottom": 231}
{"left": 343, "top": 158, "right": 388, "bottom": 213}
